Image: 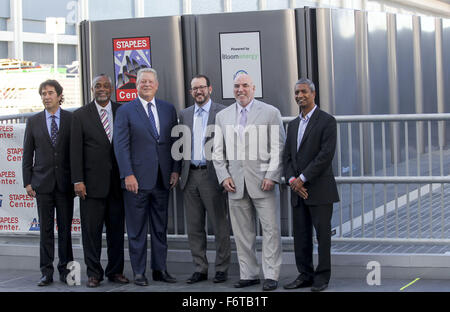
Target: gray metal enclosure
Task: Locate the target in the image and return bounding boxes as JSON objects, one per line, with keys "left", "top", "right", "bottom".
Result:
{"left": 79, "top": 16, "right": 185, "bottom": 112}
{"left": 182, "top": 9, "right": 299, "bottom": 116}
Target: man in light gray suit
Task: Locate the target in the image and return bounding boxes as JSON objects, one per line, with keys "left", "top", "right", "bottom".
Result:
{"left": 178, "top": 74, "right": 231, "bottom": 284}
{"left": 213, "top": 73, "right": 285, "bottom": 291}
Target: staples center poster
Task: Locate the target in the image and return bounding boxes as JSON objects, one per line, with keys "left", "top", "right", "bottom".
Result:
{"left": 113, "top": 36, "right": 152, "bottom": 102}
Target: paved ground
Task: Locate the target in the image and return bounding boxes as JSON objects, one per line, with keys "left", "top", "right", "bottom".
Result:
{"left": 0, "top": 268, "right": 448, "bottom": 293}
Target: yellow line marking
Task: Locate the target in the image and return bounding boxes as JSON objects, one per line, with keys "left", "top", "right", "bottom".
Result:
{"left": 400, "top": 278, "right": 420, "bottom": 291}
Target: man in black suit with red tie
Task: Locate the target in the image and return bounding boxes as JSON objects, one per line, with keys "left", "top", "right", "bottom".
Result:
{"left": 282, "top": 78, "right": 339, "bottom": 292}
{"left": 70, "top": 74, "right": 129, "bottom": 288}
{"left": 23, "top": 79, "right": 74, "bottom": 286}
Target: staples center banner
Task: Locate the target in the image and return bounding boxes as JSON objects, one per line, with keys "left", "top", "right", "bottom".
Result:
{"left": 0, "top": 124, "right": 80, "bottom": 234}
{"left": 113, "top": 36, "right": 152, "bottom": 103}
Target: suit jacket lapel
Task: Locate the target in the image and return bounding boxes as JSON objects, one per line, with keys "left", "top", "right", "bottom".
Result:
{"left": 39, "top": 111, "right": 53, "bottom": 146}
{"left": 298, "top": 107, "right": 320, "bottom": 151}
{"left": 88, "top": 102, "right": 111, "bottom": 145}
{"left": 205, "top": 102, "right": 220, "bottom": 143}
{"left": 290, "top": 117, "right": 300, "bottom": 155}
{"left": 186, "top": 105, "right": 195, "bottom": 130}
{"left": 246, "top": 100, "right": 263, "bottom": 126}
{"left": 135, "top": 98, "right": 158, "bottom": 140}
{"left": 228, "top": 103, "right": 240, "bottom": 135}
{"left": 111, "top": 101, "right": 119, "bottom": 118}
{"left": 55, "top": 109, "right": 67, "bottom": 148}
{"left": 206, "top": 102, "right": 218, "bottom": 126}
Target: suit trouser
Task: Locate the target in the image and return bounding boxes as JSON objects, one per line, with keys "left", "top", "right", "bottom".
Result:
{"left": 79, "top": 187, "right": 125, "bottom": 280}
{"left": 183, "top": 168, "right": 231, "bottom": 274}
{"left": 123, "top": 168, "right": 169, "bottom": 275}
{"left": 36, "top": 189, "right": 74, "bottom": 278}
{"left": 228, "top": 186, "right": 282, "bottom": 280}
{"left": 292, "top": 199, "right": 333, "bottom": 284}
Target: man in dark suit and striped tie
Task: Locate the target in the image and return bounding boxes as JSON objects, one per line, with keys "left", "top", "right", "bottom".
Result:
{"left": 70, "top": 74, "right": 129, "bottom": 287}
{"left": 22, "top": 80, "right": 74, "bottom": 286}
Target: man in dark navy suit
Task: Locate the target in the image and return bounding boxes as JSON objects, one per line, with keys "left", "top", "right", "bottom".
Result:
{"left": 22, "top": 79, "right": 74, "bottom": 286}
{"left": 70, "top": 74, "right": 129, "bottom": 288}
{"left": 282, "top": 78, "right": 339, "bottom": 292}
{"left": 113, "top": 68, "right": 180, "bottom": 286}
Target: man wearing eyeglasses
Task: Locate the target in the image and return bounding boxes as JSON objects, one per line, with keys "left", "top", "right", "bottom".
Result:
{"left": 178, "top": 75, "right": 231, "bottom": 284}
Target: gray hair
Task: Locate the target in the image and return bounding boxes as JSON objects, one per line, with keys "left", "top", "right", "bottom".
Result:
{"left": 295, "top": 78, "right": 315, "bottom": 92}
{"left": 136, "top": 68, "right": 158, "bottom": 85}
{"left": 91, "top": 74, "right": 113, "bottom": 88}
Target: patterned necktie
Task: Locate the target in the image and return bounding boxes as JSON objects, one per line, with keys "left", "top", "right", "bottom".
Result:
{"left": 239, "top": 107, "right": 247, "bottom": 138}
{"left": 50, "top": 115, "right": 58, "bottom": 146}
{"left": 147, "top": 103, "right": 159, "bottom": 140}
{"left": 100, "top": 109, "right": 111, "bottom": 141}
{"left": 193, "top": 108, "right": 204, "bottom": 165}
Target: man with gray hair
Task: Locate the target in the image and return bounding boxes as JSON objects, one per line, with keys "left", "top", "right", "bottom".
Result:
{"left": 282, "top": 78, "right": 339, "bottom": 292}
{"left": 114, "top": 68, "right": 180, "bottom": 286}
{"left": 70, "top": 74, "right": 129, "bottom": 287}
{"left": 213, "top": 73, "right": 285, "bottom": 291}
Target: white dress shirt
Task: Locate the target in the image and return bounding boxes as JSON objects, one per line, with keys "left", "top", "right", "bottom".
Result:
{"left": 139, "top": 95, "right": 160, "bottom": 135}
{"left": 95, "top": 100, "right": 113, "bottom": 140}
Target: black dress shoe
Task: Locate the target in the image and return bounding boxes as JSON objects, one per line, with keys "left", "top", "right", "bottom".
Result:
{"left": 187, "top": 272, "right": 207, "bottom": 284}
{"left": 108, "top": 274, "right": 130, "bottom": 284}
{"left": 134, "top": 274, "right": 149, "bottom": 286}
{"left": 59, "top": 274, "right": 67, "bottom": 284}
{"left": 263, "top": 279, "right": 278, "bottom": 291}
{"left": 213, "top": 271, "right": 228, "bottom": 283}
{"left": 311, "top": 282, "right": 328, "bottom": 292}
{"left": 283, "top": 274, "right": 313, "bottom": 289}
{"left": 37, "top": 275, "right": 53, "bottom": 286}
{"left": 233, "top": 279, "right": 260, "bottom": 288}
{"left": 152, "top": 270, "right": 177, "bottom": 283}
{"left": 87, "top": 277, "right": 101, "bottom": 288}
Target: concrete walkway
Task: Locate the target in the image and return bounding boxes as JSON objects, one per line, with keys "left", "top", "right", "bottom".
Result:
{"left": 0, "top": 268, "right": 448, "bottom": 292}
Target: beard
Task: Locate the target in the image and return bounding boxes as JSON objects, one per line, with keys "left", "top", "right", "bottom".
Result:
{"left": 195, "top": 94, "right": 209, "bottom": 105}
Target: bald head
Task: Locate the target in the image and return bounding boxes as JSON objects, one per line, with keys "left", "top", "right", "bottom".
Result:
{"left": 233, "top": 73, "right": 256, "bottom": 107}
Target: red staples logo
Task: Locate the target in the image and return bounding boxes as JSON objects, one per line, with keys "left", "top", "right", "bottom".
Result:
{"left": 9, "top": 194, "right": 35, "bottom": 208}
{"left": 0, "top": 171, "right": 16, "bottom": 185}
{"left": 6, "top": 148, "right": 23, "bottom": 162}
{"left": 0, "top": 125, "right": 14, "bottom": 139}
{"left": 0, "top": 215, "right": 19, "bottom": 231}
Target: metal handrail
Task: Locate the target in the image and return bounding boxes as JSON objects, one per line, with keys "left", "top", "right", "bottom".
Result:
{"left": 282, "top": 113, "right": 450, "bottom": 123}
{"left": 336, "top": 176, "right": 450, "bottom": 183}
{"left": 0, "top": 107, "right": 78, "bottom": 123}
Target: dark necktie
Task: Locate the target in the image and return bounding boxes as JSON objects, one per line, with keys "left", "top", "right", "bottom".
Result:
{"left": 50, "top": 115, "right": 58, "bottom": 146}
{"left": 147, "top": 102, "right": 159, "bottom": 140}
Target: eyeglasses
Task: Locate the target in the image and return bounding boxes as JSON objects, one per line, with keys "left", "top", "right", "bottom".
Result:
{"left": 190, "top": 85, "right": 208, "bottom": 92}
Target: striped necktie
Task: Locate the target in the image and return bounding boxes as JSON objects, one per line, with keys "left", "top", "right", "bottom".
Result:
{"left": 100, "top": 109, "right": 111, "bottom": 141}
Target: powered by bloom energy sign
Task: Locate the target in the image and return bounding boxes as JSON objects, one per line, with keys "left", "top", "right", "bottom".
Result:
{"left": 219, "top": 31, "right": 263, "bottom": 99}
{"left": 113, "top": 36, "right": 152, "bottom": 102}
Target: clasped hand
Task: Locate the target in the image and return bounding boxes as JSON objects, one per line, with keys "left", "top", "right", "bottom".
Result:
{"left": 290, "top": 178, "right": 308, "bottom": 199}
